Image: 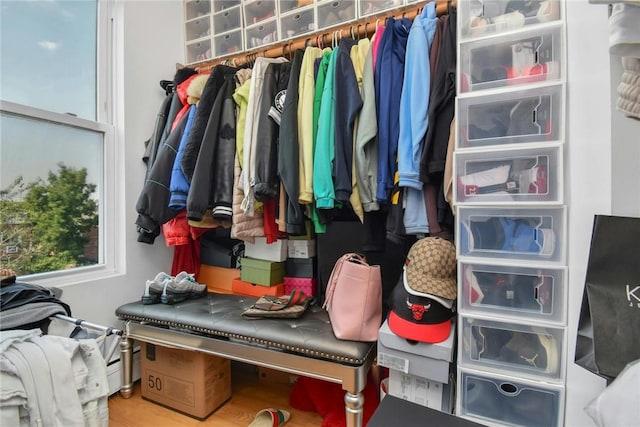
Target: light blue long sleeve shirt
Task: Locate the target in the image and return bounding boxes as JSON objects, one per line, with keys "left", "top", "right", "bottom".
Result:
{"left": 397, "top": 2, "right": 438, "bottom": 190}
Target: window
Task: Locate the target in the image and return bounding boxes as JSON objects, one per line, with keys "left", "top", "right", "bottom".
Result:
{"left": 0, "top": 0, "right": 116, "bottom": 279}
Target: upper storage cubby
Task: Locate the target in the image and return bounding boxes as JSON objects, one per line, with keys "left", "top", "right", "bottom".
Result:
{"left": 185, "top": 0, "right": 212, "bottom": 20}
{"left": 213, "top": 0, "right": 242, "bottom": 12}
{"left": 279, "top": 0, "right": 315, "bottom": 14}
{"left": 459, "top": 0, "right": 561, "bottom": 40}
{"left": 243, "top": 0, "right": 277, "bottom": 26}
{"left": 459, "top": 24, "right": 563, "bottom": 93}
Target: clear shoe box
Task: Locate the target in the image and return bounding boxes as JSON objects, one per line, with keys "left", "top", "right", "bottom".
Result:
{"left": 459, "top": 262, "right": 567, "bottom": 324}
{"left": 279, "top": 0, "right": 315, "bottom": 14}
{"left": 185, "top": 16, "right": 212, "bottom": 43}
{"left": 459, "top": 24, "right": 563, "bottom": 93}
{"left": 459, "top": 0, "right": 562, "bottom": 40}
{"left": 213, "top": 5, "right": 242, "bottom": 34}
{"left": 455, "top": 144, "right": 563, "bottom": 204}
{"left": 359, "top": 0, "right": 405, "bottom": 18}
{"left": 185, "top": 0, "right": 211, "bottom": 21}
{"left": 280, "top": 6, "right": 316, "bottom": 40}
{"left": 245, "top": 18, "right": 278, "bottom": 49}
{"left": 317, "top": 0, "right": 357, "bottom": 29}
{"left": 456, "top": 83, "right": 563, "bottom": 149}
{"left": 459, "top": 316, "right": 565, "bottom": 380}
{"left": 457, "top": 367, "right": 564, "bottom": 427}
{"left": 456, "top": 206, "right": 566, "bottom": 263}
{"left": 213, "top": 0, "right": 241, "bottom": 13}
{"left": 243, "top": 0, "right": 277, "bottom": 26}
{"left": 214, "top": 29, "right": 244, "bottom": 56}
{"left": 186, "top": 39, "right": 212, "bottom": 64}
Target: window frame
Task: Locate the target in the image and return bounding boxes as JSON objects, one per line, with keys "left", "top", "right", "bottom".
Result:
{"left": 0, "top": 0, "right": 122, "bottom": 286}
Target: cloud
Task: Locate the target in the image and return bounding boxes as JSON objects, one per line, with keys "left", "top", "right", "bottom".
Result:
{"left": 37, "top": 40, "right": 60, "bottom": 52}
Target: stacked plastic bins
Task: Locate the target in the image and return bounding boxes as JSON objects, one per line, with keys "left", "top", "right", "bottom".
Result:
{"left": 454, "top": 1, "right": 568, "bottom": 426}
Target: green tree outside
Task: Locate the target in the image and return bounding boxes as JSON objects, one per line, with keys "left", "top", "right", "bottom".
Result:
{"left": 0, "top": 164, "right": 98, "bottom": 275}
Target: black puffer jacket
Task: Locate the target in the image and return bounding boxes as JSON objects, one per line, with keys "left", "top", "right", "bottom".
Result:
{"left": 187, "top": 75, "right": 237, "bottom": 222}
{"left": 254, "top": 61, "right": 292, "bottom": 201}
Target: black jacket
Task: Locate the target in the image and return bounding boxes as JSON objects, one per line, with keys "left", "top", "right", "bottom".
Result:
{"left": 277, "top": 49, "right": 306, "bottom": 235}
{"left": 254, "top": 61, "right": 292, "bottom": 201}
{"left": 135, "top": 113, "right": 189, "bottom": 243}
{"left": 187, "top": 75, "right": 237, "bottom": 222}
{"left": 181, "top": 64, "right": 238, "bottom": 184}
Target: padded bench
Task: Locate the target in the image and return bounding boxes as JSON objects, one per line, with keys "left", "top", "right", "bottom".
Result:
{"left": 115, "top": 293, "right": 376, "bottom": 427}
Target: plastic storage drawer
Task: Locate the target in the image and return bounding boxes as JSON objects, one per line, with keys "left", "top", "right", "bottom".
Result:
{"left": 459, "top": 0, "right": 561, "bottom": 40}
{"left": 243, "top": 0, "right": 277, "bottom": 26}
{"left": 457, "top": 206, "right": 566, "bottom": 263}
{"left": 317, "top": 0, "right": 357, "bottom": 29}
{"left": 359, "top": 0, "right": 405, "bottom": 17}
{"left": 279, "top": 0, "right": 315, "bottom": 14}
{"left": 214, "top": 29, "right": 243, "bottom": 56}
{"left": 458, "top": 367, "right": 564, "bottom": 427}
{"left": 459, "top": 316, "right": 565, "bottom": 380}
{"left": 245, "top": 18, "right": 278, "bottom": 49}
{"left": 185, "top": 39, "right": 212, "bottom": 64}
{"left": 280, "top": 6, "right": 315, "bottom": 40}
{"left": 185, "top": 16, "right": 212, "bottom": 42}
{"left": 460, "top": 24, "right": 563, "bottom": 93}
{"left": 455, "top": 144, "right": 563, "bottom": 204}
{"left": 185, "top": 0, "right": 211, "bottom": 20}
{"left": 459, "top": 262, "right": 567, "bottom": 324}
{"left": 213, "top": 0, "right": 241, "bottom": 13}
{"left": 456, "top": 83, "right": 563, "bottom": 148}
{"left": 213, "top": 5, "right": 242, "bottom": 34}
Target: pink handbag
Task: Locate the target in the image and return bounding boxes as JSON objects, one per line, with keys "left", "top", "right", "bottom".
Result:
{"left": 322, "top": 253, "right": 382, "bottom": 342}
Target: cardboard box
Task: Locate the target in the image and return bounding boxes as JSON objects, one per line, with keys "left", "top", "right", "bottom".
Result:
{"left": 197, "top": 264, "right": 238, "bottom": 294}
{"left": 140, "top": 343, "right": 231, "bottom": 420}
{"left": 287, "top": 240, "right": 316, "bottom": 258}
{"left": 257, "top": 367, "right": 298, "bottom": 385}
{"left": 240, "top": 257, "right": 285, "bottom": 285}
{"left": 244, "top": 237, "right": 288, "bottom": 262}
{"left": 285, "top": 257, "right": 317, "bottom": 278}
{"left": 377, "top": 319, "right": 455, "bottom": 384}
{"left": 388, "top": 369, "right": 454, "bottom": 413}
{"left": 284, "top": 276, "right": 317, "bottom": 296}
{"left": 232, "top": 278, "right": 285, "bottom": 297}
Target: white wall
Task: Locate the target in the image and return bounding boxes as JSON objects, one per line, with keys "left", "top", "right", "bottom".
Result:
{"left": 53, "top": 0, "right": 182, "bottom": 328}
{"left": 565, "top": 1, "right": 640, "bottom": 426}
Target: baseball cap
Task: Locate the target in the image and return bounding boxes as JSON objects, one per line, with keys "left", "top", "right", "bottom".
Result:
{"left": 388, "top": 237, "right": 458, "bottom": 343}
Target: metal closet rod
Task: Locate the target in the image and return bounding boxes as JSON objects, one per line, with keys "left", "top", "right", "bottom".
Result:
{"left": 53, "top": 314, "right": 123, "bottom": 336}
{"left": 196, "top": 0, "right": 455, "bottom": 71}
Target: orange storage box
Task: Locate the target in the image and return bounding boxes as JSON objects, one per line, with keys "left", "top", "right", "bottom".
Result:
{"left": 232, "top": 278, "right": 285, "bottom": 297}
{"left": 197, "top": 264, "right": 239, "bottom": 294}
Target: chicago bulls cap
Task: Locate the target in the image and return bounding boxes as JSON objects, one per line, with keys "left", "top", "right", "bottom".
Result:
{"left": 388, "top": 282, "right": 455, "bottom": 344}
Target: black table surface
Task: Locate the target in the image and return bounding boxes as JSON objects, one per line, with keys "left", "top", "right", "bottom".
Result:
{"left": 368, "top": 396, "right": 486, "bottom": 427}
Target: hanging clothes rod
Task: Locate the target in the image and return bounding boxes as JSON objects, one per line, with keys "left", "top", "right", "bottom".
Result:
{"left": 53, "top": 314, "right": 123, "bottom": 337}
{"left": 196, "top": 0, "right": 455, "bottom": 71}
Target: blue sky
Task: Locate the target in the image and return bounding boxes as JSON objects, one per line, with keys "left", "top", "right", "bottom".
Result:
{"left": 1, "top": 0, "right": 99, "bottom": 192}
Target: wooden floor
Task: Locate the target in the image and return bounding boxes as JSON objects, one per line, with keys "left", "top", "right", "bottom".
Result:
{"left": 108, "top": 365, "right": 324, "bottom": 427}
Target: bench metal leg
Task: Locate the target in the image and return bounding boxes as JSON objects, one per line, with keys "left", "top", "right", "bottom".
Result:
{"left": 119, "top": 337, "right": 134, "bottom": 398}
{"left": 345, "top": 391, "right": 365, "bottom": 427}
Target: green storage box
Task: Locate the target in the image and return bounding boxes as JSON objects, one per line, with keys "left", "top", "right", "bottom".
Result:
{"left": 240, "top": 257, "right": 285, "bottom": 286}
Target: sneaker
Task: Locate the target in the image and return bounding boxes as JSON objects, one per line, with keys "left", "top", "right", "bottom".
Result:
{"left": 460, "top": 164, "right": 515, "bottom": 196}
{"left": 517, "top": 164, "right": 548, "bottom": 194}
{"left": 141, "top": 272, "right": 173, "bottom": 305}
{"left": 499, "top": 330, "right": 558, "bottom": 373}
{"left": 469, "top": 217, "right": 555, "bottom": 257}
{"left": 160, "top": 271, "right": 207, "bottom": 305}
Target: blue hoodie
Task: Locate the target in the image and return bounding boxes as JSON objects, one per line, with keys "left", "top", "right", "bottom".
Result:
{"left": 168, "top": 105, "right": 197, "bottom": 209}
{"left": 398, "top": 2, "right": 438, "bottom": 190}
{"left": 374, "top": 17, "right": 412, "bottom": 203}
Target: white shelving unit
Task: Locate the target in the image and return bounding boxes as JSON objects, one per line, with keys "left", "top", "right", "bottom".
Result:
{"left": 454, "top": 1, "right": 568, "bottom": 426}
{"left": 183, "top": 0, "right": 414, "bottom": 64}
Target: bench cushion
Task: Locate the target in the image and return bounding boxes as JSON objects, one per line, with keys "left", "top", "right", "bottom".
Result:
{"left": 116, "top": 293, "right": 375, "bottom": 365}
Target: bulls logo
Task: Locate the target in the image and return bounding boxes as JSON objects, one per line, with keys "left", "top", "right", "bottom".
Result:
{"left": 406, "top": 297, "right": 430, "bottom": 321}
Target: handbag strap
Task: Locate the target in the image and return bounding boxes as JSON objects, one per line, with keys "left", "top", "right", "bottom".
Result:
{"left": 322, "top": 253, "right": 368, "bottom": 310}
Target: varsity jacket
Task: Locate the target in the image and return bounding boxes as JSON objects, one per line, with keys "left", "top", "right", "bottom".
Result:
{"left": 254, "top": 61, "right": 291, "bottom": 201}
{"left": 187, "top": 75, "right": 237, "bottom": 222}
